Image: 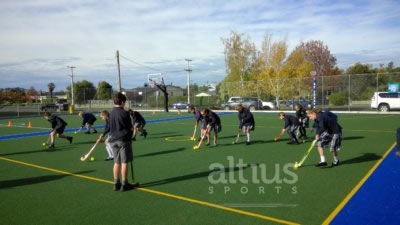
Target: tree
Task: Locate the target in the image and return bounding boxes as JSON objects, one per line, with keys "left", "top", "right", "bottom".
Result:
{"left": 255, "top": 36, "right": 313, "bottom": 107}
{"left": 221, "top": 31, "right": 257, "bottom": 83}
{"left": 66, "top": 80, "right": 96, "bottom": 104}
{"left": 48, "top": 83, "right": 55, "bottom": 99}
{"left": 26, "top": 86, "right": 39, "bottom": 102}
{"left": 295, "top": 40, "right": 338, "bottom": 76}
{"left": 96, "top": 81, "right": 113, "bottom": 100}
{"left": 346, "top": 62, "right": 372, "bottom": 74}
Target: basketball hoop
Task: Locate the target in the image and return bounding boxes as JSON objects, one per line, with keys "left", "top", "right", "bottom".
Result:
{"left": 150, "top": 80, "right": 157, "bottom": 88}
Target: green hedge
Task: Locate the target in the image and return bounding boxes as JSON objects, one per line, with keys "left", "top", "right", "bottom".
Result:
{"left": 329, "top": 92, "right": 348, "bottom": 106}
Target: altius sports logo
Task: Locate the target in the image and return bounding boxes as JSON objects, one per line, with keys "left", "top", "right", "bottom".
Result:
{"left": 208, "top": 156, "right": 298, "bottom": 195}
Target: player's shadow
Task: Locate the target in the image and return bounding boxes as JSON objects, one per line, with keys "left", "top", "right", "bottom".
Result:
{"left": 219, "top": 135, "right": 238, "bottom": 140}
{"left": 136, "top": 147, "right": 185, "bottom": 158}
{"left": 140, "top": 165, "right": 251, "bottom": 187}
{"left": 149, "top": 131, "right": 178, "bottom": 136}
{"left": 146, "top": 134, "right": 183, "bottom": 140}
{"left": 341, "top": 153, "right": 381, "bottom": 165}
{"left": 0, "top": 170, "right": 94, "bottom": 189}
{"left": 342, "top": 136, "right": 365, "bottom": 141}
{"left": 0, "top": 145, "right": 76, "bottom": 156}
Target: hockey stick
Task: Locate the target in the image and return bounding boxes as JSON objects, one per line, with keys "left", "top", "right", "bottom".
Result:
{"left": 294, "top": 140, "right": 317, "bottom": 168}
{"left": 80, "top": 141, "right": 100, "bottom": 161}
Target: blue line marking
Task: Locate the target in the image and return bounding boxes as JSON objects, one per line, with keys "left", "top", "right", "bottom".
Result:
{"left": 331, "top": 145, "right": 400, "bottom": 225}
{"left": 0, "top": 112, "right": 232, "bottom": 141}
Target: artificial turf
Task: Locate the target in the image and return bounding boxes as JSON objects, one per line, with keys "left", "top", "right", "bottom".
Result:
{"left": 0, "top": 112, "right": 397, "bottom": 225}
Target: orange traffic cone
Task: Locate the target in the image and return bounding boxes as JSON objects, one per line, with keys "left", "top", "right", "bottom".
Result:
{"left": 27, "top": 121, "right": 32, "bottom": 128}
{"left": 7, "top": 121, "right": 12, "bottom": 127}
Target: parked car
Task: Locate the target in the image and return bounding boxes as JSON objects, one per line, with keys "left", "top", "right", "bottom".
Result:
{"left": 41, "top": 102, "right": 69, "bottom": 111}
{"left": 173, "top": 102, "right": 189, "bottom": 109}
{"left": 286, "top": 99, "right": 312, "bottom": 108}
{"left": 221, "top": 97, "right": 275, "bottom": 111}
{"left": 371, "top": 92, "right": 400, "bottom": 112}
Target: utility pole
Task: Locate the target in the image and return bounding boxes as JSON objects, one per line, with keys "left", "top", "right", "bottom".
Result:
{"left": 185, "top": 59, "right": 192, "bottom": 104}
{"left": 67, "top": 66, "right": 76, "bottom": 106}
{"left": 116, "top": 50, "right": 122, "bottom": 92}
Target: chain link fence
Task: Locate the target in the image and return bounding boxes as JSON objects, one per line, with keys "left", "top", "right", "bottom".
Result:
{"left": 1, "top": 72, "right": 399, "bottom": 118}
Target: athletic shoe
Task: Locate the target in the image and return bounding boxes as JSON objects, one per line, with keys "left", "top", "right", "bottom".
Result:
{"left": 287, "top": 141, "right": 299, "bottom": 145}
{"left": 143, "top": 130, "right": 148, "bottom": 139}
{"left": 46, "top": 144, "right": 55, "bottom": 150}
{"left": 315, "top": 162, "right": 328, "bottom": 167}
{"left": 84, "top": 131, "right": 90, "bottom": 134}
{"left": 332, "top": 160, "right": 340, "bottom": 167}
{"left": 206, "top": 143, "right": 210, "bottom": 146}
{"left": 246, "top": 142, "right": 251, "bottom": 145}
{"left": 68, "top": 137, "right": 73, "bottom": 144}
{"left": 113, "top": 183, "right": 121, "bottom": 191}
{"left": 93, "top": 130, "right": 98, "bottom": 134}
{"left": 120, "top": 182, "right": 140, "bottom": 192}
{"left": 105, "top": 157, "right": 113, "bottom": 161}
{"left": 132, "top": 137, "right": 136, "bottom": 141}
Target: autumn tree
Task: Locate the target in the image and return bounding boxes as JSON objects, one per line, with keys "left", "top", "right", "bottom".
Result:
{"left": 222, "top": 31, "right": 257, "bottom": 83}
{"left": 295, "top": 40, "right": 339, "bottom": 76}
{"left": 255, "top": 35, "right": 313, "bottom": 107}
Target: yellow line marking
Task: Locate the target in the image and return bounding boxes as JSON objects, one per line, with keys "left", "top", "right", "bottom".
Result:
{"left": 0, "top": 156, "right": 300, "bottom": 225}
{"left": 165, "top": 136, "right": 193, "bottom": 142}
{"left": 322, "top": 142, "right": 396, "bottom": 225}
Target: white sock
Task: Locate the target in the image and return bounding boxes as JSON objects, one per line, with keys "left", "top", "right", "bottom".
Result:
{"left": 106, "top": 144, "right": 113, "bottom": 158}
{"left": 320, "top": 155, "right": 326, "bottom": 163}
{"left": 246, "top": 133, "right": 250, "bottom": 142}
{"left": 333, "top": 156, "right": 339, "bottom": 162}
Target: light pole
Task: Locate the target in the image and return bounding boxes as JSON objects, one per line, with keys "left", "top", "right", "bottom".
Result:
{"left": 185, "top": 59, "right": 192, "bottom": 104}
{"left": 67, "top": 66, "right": 76, "bottom": 110}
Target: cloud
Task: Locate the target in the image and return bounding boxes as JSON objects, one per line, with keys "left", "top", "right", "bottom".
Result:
{"left": 0, "top": 0, "right": 399, "bottom": 90}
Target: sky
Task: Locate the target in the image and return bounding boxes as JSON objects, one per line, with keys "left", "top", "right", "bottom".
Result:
{"left": 0, "top": 0, "right": 399, "bottom": 91}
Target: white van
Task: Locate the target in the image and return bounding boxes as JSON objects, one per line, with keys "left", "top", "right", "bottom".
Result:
{"left": 371, "top": 92, "right": 400, "bottom": 112}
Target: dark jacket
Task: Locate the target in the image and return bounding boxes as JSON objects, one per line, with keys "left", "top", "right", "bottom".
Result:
{"left": 48, "top": 115, "right": 67, "bottom": 130}
{"left": 238, "top": 108, "right": 255, "bottom": 129}
{"left": 205, "top": 111, "right": 221, "bottom": 126}
{"left": 130, "top": 111, "right": 145, "bottom": 124}
{"left": 315, "top": 111, "right": 342, "bottom": 135}
{"left": 81, "top": 112, "right": 97, "bottom": 126}
{"left": 108, "top": 107, "right": 133, "bottom": 142}
{"left": 284, "top": 115, "right": 299, "bottom": 129}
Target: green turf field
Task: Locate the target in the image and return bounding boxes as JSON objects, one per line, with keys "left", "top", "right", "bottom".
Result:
{"left": 0, "top": 112, "right": 397, "bottom": 225}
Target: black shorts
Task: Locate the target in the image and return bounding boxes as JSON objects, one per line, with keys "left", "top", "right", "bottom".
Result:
{"left": 301, "top": 118, "right": 309, "bottom": 128}
{"left": 86, "top": 118, "right": 97, "bottom": 125}
{"left": 55, "top": 125, "right": 66, "bottom": 134}
{"left": 210, "top": 124, "right": 222, "bottom": 133}
{"left": 134, "top": 121, "right": 146, "bottom": 129}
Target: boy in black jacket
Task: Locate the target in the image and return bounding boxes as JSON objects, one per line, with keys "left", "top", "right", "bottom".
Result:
{"left": 127, "top": 109, "right": 147, "bottom": 141}
{"left": 188, "top": 105, "right": 203, "bottom": 141}
{"left": 235, "top": 104, "right": 255, "bottom": 145}
{"left": 109, "top": 93, "right": 138, "bottom": 191}
{"left": 78, "top": 111, "right": 98, "bottom": 134}
{"left": 276, "top": 112, "right": 300, "bottom": 144}
{"left": 294, "top": 104, "right": 308, "bottom": 141}
{"left": 195, "top": 108, "right": 221, "bottom": 148}
{"left": 44, "top": 112, "right": 73, "bottom": 149}
{"left": 308, "top": 108, "right": 342, "bottom": 167}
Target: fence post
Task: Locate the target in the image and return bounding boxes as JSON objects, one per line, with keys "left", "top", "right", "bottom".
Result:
{"left": 322, "top": 75, "right": 324, "bottom": 108}
{"left": 376, "top": 73, "right": 379, "bottom": 92}
{"left": 38, "top": 103, "right": 40, "bottom": 116}
{"left": 17, "top": 103, "right": 20, "bottom": 117}
{"left": 348, "top": 74, "right": 351, "bottom": 111}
